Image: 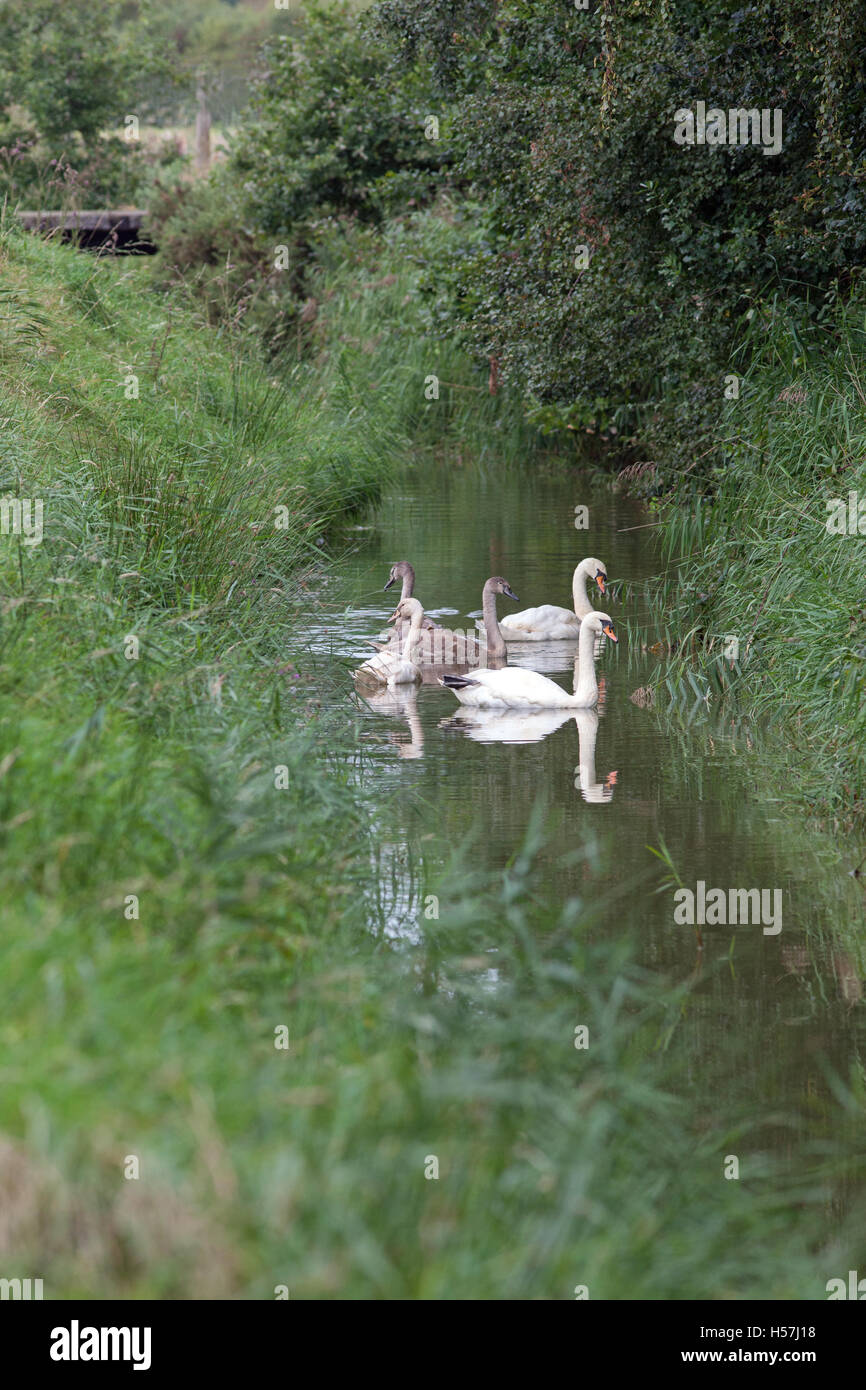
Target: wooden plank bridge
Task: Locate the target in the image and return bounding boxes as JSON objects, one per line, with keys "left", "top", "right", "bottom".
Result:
{"left": 15, "top": 209, "right": 152, "bottom": 252}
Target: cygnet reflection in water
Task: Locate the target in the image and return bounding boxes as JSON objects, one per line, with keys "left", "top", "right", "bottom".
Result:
{"left": 357, "top": 686, "right": 425, "bottom": 760}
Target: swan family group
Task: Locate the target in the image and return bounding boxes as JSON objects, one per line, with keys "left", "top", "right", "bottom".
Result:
{"left": 353, "top": 556, "right": 618, "bottom": 709}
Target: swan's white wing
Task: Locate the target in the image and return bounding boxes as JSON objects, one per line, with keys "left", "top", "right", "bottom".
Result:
{"left": 499, "top": 604, "right": 579, "bottom": 640}
{"left": 445, "top": 666, "right": 574, "bottom": 708}
{"left": 355, "top": 651, "right": 419, "bottom": 685}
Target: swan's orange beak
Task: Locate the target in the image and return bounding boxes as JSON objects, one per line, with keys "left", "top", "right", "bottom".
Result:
{"left": 595, "top": 573, "right": 607, "bottom": 595}
{"left": 602, "top": 621, "right": 618, "bottom": 643}
{"left": 387, "top": 606, "right": 402, "bottom": 624}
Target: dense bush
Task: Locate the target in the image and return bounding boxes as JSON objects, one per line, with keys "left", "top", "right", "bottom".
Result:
{"left": 230, "top": 2, "right": 448, "bottom": 233}
{"left": 0, "top": 0, "right": 167, "bottom": 204}
{"left": 371, "top": 0, "right": 866, "bottom": 472}
{"left": 151, "top": 3, "right": 452, "bottom": 341}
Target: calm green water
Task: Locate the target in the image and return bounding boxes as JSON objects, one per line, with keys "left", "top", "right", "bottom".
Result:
{"left": 299, "top": 459, "right": 866, "bottom": 1187}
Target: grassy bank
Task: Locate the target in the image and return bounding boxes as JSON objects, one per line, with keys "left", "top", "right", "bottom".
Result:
{"left": 2, "top": 224, "right": 865, "bottom": 1298}
{"left": 645, "top": 295, "right": 866, "bottom": 835}
{"left": 0, "top": 216, "right": 390, "bottom": 1293}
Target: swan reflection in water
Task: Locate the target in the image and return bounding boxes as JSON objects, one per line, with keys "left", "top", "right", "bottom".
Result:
{"left": 439, "top": 706, "right": 617, "bottom": 804}
{"left": 573, "top": 708, "right": 618, "bottom": 804}
{"left": 360, "top": 684, "right": 617, "bottom": 797}
{"left": 441, "top": 705, "right": 573, "bottom": 744}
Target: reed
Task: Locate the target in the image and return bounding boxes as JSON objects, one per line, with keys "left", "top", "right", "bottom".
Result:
{"left": 639, "top": 292, "right": 866, "bottom": 831}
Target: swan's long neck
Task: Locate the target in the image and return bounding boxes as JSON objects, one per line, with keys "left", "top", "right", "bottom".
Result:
{"left": 401, "top": 609, "right": 423, "bottom": 661}
{"left": 400, "top": 566, "right": 415, "bottom": 603}
{"left": 572, "top": 561, "right": 593, "bottom": 619}
{"left": 481, "top": 582, "right": 506, "bottom": 665}
{"left": 572, "top": 620, "right": 600, "bottom": 705}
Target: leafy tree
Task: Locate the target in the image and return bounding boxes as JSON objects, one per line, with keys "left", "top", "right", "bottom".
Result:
{"left": 0, "top": 0, "right": 166, "bottom": 203}
{"left": 230, "top": 1, "right": 447, "bottom": 233}
{"left": 373, "top": 0, "right": 866, "bottom": 465}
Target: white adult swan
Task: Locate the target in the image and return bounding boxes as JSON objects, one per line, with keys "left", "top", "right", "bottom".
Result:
{"left": 497, "top": 556, "right": 608, "bottom": 641}
{"left": 355, "top": 597, "right": 425, "bottom": 687}
{"left": 440, "top": 611, "right": 617, "bottom": 708}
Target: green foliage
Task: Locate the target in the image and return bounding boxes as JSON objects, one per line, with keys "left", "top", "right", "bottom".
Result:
{"left": 231, "top": 2, "right": 446, "bottom": 233}
{"left": 218, "top": 0, "right": 866, "bottom": 471}
{"left": 371, "top": 0, "right": 866, "bottom": 468}
{"left": 148, "top": 165, "right": 263, "bottom": 277}
{"left": 132, "top": 0, "right": 303, "bottom": 128}
{"left": 153, "top": 3, "right": 451, "bottom": 335}
{"left": 0, "top": 0, "right": 146, "bottom": 141}
{"left": 0, "top": 0, "right": 165, "bottom": 203}
{"left": 298, "top": 210, "right": 543, "bottom": 459}
{"left": 144, "top": 0, "right": 298, "bottom": 83}
{"left": 644, "top": 288, "right": 866, "bottom": 828}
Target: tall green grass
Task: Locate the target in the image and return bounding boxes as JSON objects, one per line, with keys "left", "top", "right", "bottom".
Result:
{"left": 298, "top": 209, "right": 545, "bottom": 466}
{"left": 640, "top": 294, "right": 866, "bottom": 832}
{"left": 0, "top": 216, "right": 388, "bottom": 1293}
{"left": 151, "top": 201, "right": 548, "bottom": 472}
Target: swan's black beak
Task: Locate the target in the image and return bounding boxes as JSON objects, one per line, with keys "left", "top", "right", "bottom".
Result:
{"left": 384, "top": 575, "right": 396, "bottom": 591}
{"left": 602, "top": 621, "right": 618, "bottom": 643}
{"left": 503, "top": 584, "right": 519, "bottom": 601}
{"left": 595, "top": 572, "right": 607, "bottom": 595}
